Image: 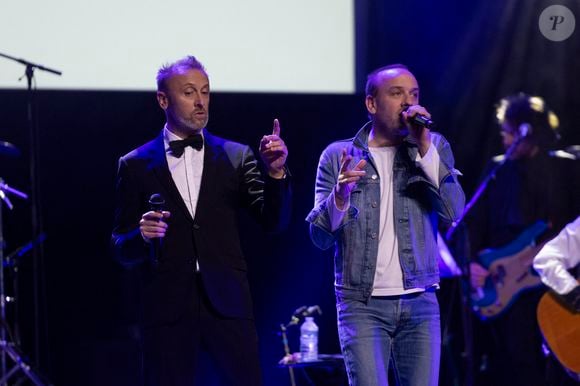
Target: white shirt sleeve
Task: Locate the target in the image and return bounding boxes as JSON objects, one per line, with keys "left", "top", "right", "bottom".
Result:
{"left": 328, "top": 188, "right": 350, "bottom": 232}
{"left": 533, "top": 216, "right": 580, "bottom": 295}
{"left": 415, "top": 141, "right": 440, "bottom": 189}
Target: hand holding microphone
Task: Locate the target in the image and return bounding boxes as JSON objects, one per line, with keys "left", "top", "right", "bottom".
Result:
{"left": 401, "top": 103, "right": 434, "bottom": 156}
{"left": 140, "top": 193, "right": 170, "bottom": 261}
{"left": 401, "top": 103, "right": 435, "bottom": 129}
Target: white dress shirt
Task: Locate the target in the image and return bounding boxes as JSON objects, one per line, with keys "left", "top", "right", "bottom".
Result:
{"left": 164, "top": 126, "right": 204, "bottom": 270}
{"left": 164, "top": 127, "right": 204, "bottom": 219}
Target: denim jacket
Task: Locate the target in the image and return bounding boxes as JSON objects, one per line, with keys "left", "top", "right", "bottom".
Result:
{"left": 306, "top": 122, "right": 465, "bottom": 302}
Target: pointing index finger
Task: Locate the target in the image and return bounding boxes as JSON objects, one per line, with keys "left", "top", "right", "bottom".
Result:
{"left": 272, "top": 118, "right": 281, "bottom": 136}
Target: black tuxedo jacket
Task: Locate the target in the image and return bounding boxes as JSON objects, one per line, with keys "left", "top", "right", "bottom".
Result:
{"left": 112, "top": 129, "right": 291, "bottom": 326}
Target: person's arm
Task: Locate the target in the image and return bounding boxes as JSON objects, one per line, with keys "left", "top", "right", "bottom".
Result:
{"left": 306, "top": 146, "right": 366, "bottom": 250}
{"left": 407, "top": 134, "right": 465, "bottom": 223}
{"left": 305, "top": 147, "right": 340, "bottom": 250}
{"left": 433, "top": 135, "right": 465, "bottom": 223}
{"left": 328, "top": 188, "right": 350, "bottom": 232}
{"left": 533, "top": 217, "right": 580, "bottom": 298}
{"left": 429, "top": 135, "right": 465, "bottom": 223}
{"left": 415, "top": 141, "right": 440, "bottom": 188}
{"left": 240, "top": 144, "right": 291, "bottom": 233}
{"left": 111, "top": 157, "right": 149, "bottom": 266}
{"left": 241, "top": 119, "right": 292, "bottom": 232}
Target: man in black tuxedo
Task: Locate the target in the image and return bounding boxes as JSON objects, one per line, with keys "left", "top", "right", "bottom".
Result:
{"left": 111, "top": 55, "right": 291, "bottom": 386}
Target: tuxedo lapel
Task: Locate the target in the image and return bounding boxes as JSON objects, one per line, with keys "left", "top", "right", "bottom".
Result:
{"left": 148, "top": 133, "right": 195, "bottom": 223}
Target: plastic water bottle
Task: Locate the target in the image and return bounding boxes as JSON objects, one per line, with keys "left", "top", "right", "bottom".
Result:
{"left": 300, "top": 316, "right": 319, "bottom": 362}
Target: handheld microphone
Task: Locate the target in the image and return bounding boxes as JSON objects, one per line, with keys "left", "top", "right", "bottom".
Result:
{"left": 411, "top": 114, "right": 435, "bottom": 129}
{"left": 402, "top": 104, "right": 436, "bottom": 129}
{"left": 148, "top": 193, "right": 165, "bottom": 262}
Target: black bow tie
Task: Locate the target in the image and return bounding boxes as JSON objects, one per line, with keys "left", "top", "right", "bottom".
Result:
{"left": 168, "top": 134, "right": 203, "bottom": 157}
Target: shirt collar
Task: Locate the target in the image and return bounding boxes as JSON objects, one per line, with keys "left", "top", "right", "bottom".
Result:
{"left": 163, "top": 125, "right": 205, "bottom": 152}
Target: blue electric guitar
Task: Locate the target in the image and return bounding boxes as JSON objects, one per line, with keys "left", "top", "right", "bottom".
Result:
{"left": 471, "top": 221, "right": 548, "bottom": 320}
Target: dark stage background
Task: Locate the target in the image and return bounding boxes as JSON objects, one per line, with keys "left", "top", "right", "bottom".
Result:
{"left": 1, "top": 0, "right": 579, "bottom": 385}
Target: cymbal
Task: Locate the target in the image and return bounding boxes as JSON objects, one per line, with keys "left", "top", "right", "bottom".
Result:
{"left": 0, "top": 141, "right": 20, "bottom": 158}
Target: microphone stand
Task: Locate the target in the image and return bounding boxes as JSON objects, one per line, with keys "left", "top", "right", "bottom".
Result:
{"left": 445, "top": 135, "right": 525, "bottom": 241}
{"left": 279, "top": 322, "right": 297, "bottom": 386}
{"left": 443, "top": 135, "right": 526, "bottom": 386}
{"left": 279, "top": 310, "right": 304, "bottom": 386}
{"left": 0, "top": 51, "right": 61, "bottom": 373}
{"left": 279, "top": 306, "right": 322, "bottom": 386}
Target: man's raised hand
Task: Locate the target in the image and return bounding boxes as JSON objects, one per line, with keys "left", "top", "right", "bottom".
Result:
{"left": 259, "top": 118, "right": 288, "bottom": 178}
{"left": 335, "top": 148, "right": 366, "bottom": 210}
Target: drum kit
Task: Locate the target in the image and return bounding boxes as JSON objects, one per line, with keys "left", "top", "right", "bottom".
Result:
{"left": 0, "top": 141, "right": 50, "bottom": 385}
{"left": 0, "top": 51, "right": 61, "bottom": 385}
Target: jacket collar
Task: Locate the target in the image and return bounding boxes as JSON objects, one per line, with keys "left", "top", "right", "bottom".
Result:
{"left": 352, "top": 121, "right": 419, "bottom": 152}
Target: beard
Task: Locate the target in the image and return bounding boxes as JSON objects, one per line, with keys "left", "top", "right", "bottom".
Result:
{"left": 173, "top": 113, "right": 208, "bottom": 133}
{"left": 388, "top": 115, "right": 409, "bottom": 137}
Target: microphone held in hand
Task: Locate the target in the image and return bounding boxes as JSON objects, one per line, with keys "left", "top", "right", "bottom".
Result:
{"left": 149, "top": 193, "right": 165, "bottom": 212}
{"left": 411, "top": 114, "right": 435, "bottom": 129}
{"left": 148, "top": 193, "right": 165, "bottom": 262}
{"left": 401, "top": 104, "right": 436, "bottom": 129}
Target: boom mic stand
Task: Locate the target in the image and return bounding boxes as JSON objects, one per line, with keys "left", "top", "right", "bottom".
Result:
{"left": 0, "top": 52, "right": 62, "bottom": 371}
{"left": 445, "top": 128, "right": 530, "bottom": 241}
{"left": 444, "top": 131, "right": 529, "bottom": 386}
{"left": 279, "top": 306, "right": 322, "bottom": 386}
{"left": 0, "top": 180, "right": 49, "bottom": 385}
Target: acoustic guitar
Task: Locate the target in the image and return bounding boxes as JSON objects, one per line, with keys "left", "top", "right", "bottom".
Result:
{"left": 471, "top": 221, "right": 547, "bottom": 319}
{"left": 537, "top": 290, "right": 580, "bottom": 381}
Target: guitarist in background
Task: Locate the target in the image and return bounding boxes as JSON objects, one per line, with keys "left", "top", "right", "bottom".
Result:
{"left": 534, "top": 216, "right": 580, "bottom": 312}
{"left": 468, "top": 93, "right": 580, "bottom": 386}
{"left": 533, "top": 216, "right": 580, "bottom": 386}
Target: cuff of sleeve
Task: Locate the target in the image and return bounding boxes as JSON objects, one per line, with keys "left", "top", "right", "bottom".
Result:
{"left": 275, "top": 165, "right": 291, "bottom": 179}
{"left": 561, "top": 285, "right": 580, "bottom": 312}
{"left": 329, "top": 189, "right": 349, "bottom": 232}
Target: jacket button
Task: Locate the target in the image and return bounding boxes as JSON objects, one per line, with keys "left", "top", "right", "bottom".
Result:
{"left": 371, "top": 201, "right": 378, "bottom": 208}
{"left": 370, "top": 232, "right": 377, "bottom": 239}
{"left": 193, "top": 224, "right": 200, "bottom": 230}
{"left": 371, "top": 174, "right": 378, "bottom": 180}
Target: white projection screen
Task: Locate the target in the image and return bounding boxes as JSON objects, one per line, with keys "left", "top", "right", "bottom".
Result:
{"left": 0, "top": 0, "right": 354, "bottom": 93}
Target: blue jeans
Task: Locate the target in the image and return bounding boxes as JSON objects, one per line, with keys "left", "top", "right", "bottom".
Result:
{"left": 337, "top": 291, "right": 440, "bottom": 386}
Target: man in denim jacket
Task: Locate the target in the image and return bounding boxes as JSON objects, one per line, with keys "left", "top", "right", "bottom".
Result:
{"left": 306, "top": 64, "right": 464, "bottom": 386}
